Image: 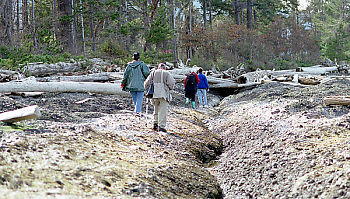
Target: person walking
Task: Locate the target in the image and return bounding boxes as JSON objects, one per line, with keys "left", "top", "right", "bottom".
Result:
{"left": 144, "top": 63, "right": 175, "bottom": 132}
{"left": 184, "top": 71, "right": 199, "bottom": 109}
{"left": 121, "top": 52, "right": 150, "bottom": 115}
{"left": 197, "top": 67, "right": 209, "bottom": 107}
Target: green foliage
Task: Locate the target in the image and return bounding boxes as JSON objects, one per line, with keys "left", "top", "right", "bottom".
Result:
{"left": 37, "top": 26, "right": 62, "bottom": 54}
{"left": 145, "top": 6, "right": 173, "bottom": 45}
{"left": 309, "top": 0, "right": 349, "bottom": 61}
{"left": 321, "top": 23, "right": 350, "bottom": 61}
{"left": 143, "top": 49, "right": 174, "bottom": 64}
{"left": 100, "top": 40, "right": 127, "bottom": 58}
{"left": 119, "top": 19, "right": 144, "bottom": 36}
{"left": 0, "top": 46, "right": 84, "bottom": 70}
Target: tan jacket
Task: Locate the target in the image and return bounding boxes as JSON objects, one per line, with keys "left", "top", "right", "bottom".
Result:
{"left": 144, "top": 69, "right": 175, "bottom": 102}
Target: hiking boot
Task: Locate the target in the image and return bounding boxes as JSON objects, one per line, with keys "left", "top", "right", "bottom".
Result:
{"left": 185, "top": 98, "right": 190, "bottom": 107}
{"left": 191, "top": 101, "right": 196, "bottom": 109}
{"left": 153, "top": 123, "right": 158, "bottom": 131}
{"left": 158, "top": 127, "right": 167, "bottom": 133}
{"left": 135, "top": 112, "right": 143, "bottom": 117}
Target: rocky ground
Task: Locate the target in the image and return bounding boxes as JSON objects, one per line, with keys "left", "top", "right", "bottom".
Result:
{"left": 211, "top": 79, "right": 350, "bottom": 198}
{"left": 0, "top": 75, "right": 349, "bottom": 199}
{"left": 0, "top": 84, "right": 223, "bottom": 199}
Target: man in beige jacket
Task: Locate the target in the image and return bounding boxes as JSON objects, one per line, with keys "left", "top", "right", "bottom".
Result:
{"left": 144, "top": 63, "right": 175, "bottom": 132}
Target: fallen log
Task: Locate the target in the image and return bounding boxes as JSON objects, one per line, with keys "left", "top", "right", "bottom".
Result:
{"left": 298, "top": 77, "right": 321, "bottom": 85}
{"left": 36, "top": 72, "right": 113, "bottom": 82}
{"left": 0, "top": 105, "right": 41, "bottom": 123}
{"left": 0, "top": 69, "right": 17, "bottom": 75}
{"left": 210, "top": 82, "right": 259, "bottom": 89}
{"left": 297, "top": 65, "right": 338, "bottom": 74}
{"left": 324, "top": 96, "right": 350, "bottom": 106}
{"left": 11, "top": 92, "right": 45, "bottom": 97}
{"left": 171, "top": 74, "right": 236, "bottom": 85}
{"left": 22, "top": 61, "right": 84, "bottom": 76}
{"left": 237, "top": 70, "right": 272, "bottom": 84}
{"left": 0, "top": 81, "right": 127, "bottom": 95}
{"left": 210, "top": 82, "right": 239, "bottom": 89}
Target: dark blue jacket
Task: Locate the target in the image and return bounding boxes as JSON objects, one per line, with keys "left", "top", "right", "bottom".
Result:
{"left": 197, "top": 73, "right": 209, "bottom": 89}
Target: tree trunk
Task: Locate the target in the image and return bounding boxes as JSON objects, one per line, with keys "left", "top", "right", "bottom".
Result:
{"left": 23, "top": 0, "right": 28, "bottom": 33}
{"left": 32, "top": 0, "right": 36, "bottom": 48}
{"left": 58, "top": 0, "right": 73, "bottom": 52}
{"left": 9, "top": 0, "right": 13, "bottom": 45}
{"left": 89, "top": 2, "right": 96, "bottom": 52}
{"left": 2, "top": 0, "right": 14, "bottom": 47}
{"left": 246, "top": 0, "right": 252, "bottom": 29}
{"left": 142, "top": 0, "right": 150, "bottom": 52}
{"left": 172, "top": 0, "right": 178, "bottom": 66}
{"left": 202, "top": 0, "right": 207, "bottom": 27}
{"left": 52, "top": 0, "right": 57, "bottom": 42}
{"left": 16, "top": 0, "right": 20, "bottom": 31}
{"left": 71, "top": 0, "right": 77, "bottom": 54}
{"left": 79, "top": 0, "right": 85, "bottom": 55}
{"left": 234, "top": 0, "right": 240, "bottom": 25}
{"left": 208, "top": 0, "right": 212, "bottom": 26}
{"left": 188, "top": 0, "right": 193, "bottom": 59}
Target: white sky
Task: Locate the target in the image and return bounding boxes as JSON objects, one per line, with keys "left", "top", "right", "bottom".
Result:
{"left": 298, "top": 0, "right": 309, "bottom": 10}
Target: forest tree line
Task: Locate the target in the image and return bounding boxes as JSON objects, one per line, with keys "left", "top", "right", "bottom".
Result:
{"left": 0, "top": 0, "right": 349, "bottom": 71}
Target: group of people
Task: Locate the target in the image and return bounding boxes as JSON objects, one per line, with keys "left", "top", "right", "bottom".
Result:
{"left": 121, "top": 52, "right": 209, "bottom": 133}
{"left": 183, "top": 67, "right": 209, "bottom": 109}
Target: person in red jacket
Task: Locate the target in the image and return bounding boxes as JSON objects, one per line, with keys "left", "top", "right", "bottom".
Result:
{"left": 184, "top": 71, "right": 200, "bottom": 108}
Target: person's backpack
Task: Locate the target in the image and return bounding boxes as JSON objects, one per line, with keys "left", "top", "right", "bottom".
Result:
{"left": 185, "top": 73, "right": 197, "bottom": 91}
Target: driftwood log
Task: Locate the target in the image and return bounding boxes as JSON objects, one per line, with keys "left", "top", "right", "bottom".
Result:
{"left": 0, "top": 105, "right": 41, "bottom": 123}
{"left": 22, "top": 62, "right": 84, "bottom": 76}
{"left": 297, "top": 66, "right": 338, "bottom": 74}
{"left": 36, "top": 72, "right": 114, "bottom": 82}
{"left": 298, "top": 77, "right": 321, "bottom": 85}
{"left": 171, "top": 74, "right": 237, "bottom": 85}
{"left": 324, "top": 96, "right": 350, "bottom": 106}
{"left": 10, "top": 92, "right": 45, "bottom": 97}
{"left": 0, "top": 81, "right": 126, "bottom": 95}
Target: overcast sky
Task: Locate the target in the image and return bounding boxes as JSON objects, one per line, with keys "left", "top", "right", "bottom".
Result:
{"left": 298, "top": 0, "right": 309, "bottom": 10}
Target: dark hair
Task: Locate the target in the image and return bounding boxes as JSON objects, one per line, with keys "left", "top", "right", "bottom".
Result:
{"left": 133, "top": 52, "right": 140, "bottom": 60}
{"left": 198, "top": 67, "right": 203, "bottom": 73}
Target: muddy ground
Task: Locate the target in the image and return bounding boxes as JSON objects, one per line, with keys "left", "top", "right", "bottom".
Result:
{"left": 0, "top": 76, "right": 349, "bottom": 198}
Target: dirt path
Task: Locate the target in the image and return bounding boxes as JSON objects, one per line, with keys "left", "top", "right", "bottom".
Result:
{"left": 0, "top": 91, "right": 222, "bottom": 198}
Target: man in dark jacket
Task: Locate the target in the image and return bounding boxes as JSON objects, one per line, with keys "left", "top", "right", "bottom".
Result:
{"left": 121, "top": 52, "right": 150, "bottom": 114}
{"left": 184, "top": 71, "right": 199, "bottom": 109}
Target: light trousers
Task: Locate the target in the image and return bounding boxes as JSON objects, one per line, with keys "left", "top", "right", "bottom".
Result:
{"left": 130, "top": 91, "right": 144, "bottom": 113}
{"left": 153, "top": 98, "right": 168, "bottom": 128}
{"left": 197, "top": 89, "right": 207, "bottom": 106}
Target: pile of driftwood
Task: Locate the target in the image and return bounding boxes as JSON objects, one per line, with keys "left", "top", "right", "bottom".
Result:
{"left": 0, "top": 59, "right": 349, "bottom": 123}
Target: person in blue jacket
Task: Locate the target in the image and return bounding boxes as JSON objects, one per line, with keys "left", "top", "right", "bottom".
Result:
{"left": 197, "top": 67, "right": 209, "bottom": 107}
{"left": 121, "top": 52, "right": 150, "bottom": 114}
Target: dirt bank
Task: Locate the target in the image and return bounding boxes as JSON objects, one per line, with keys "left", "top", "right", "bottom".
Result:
{"left": 211, "top": 79, "right": 350, "bottom": 198}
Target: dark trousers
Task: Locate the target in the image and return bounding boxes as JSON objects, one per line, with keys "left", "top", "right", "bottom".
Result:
{"left": 185, "top": 90, "right": 196, "bottom": 102}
